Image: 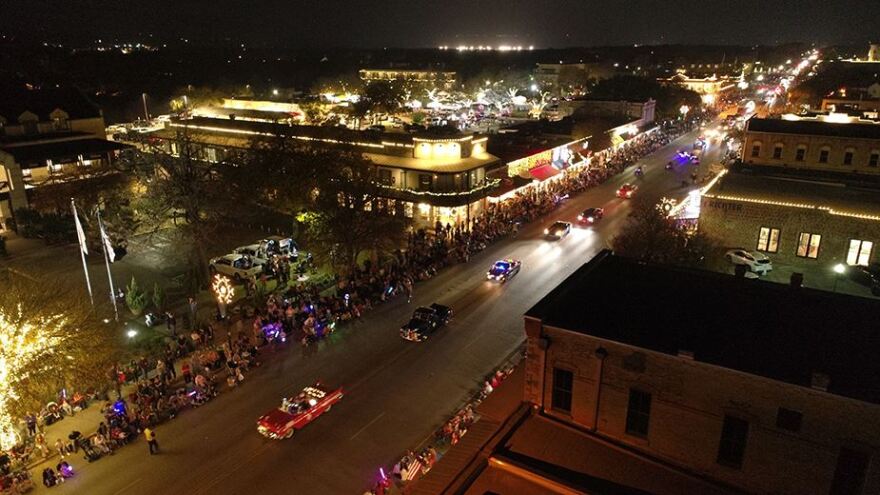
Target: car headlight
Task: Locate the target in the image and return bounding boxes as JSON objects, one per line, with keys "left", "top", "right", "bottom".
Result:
{"left": 543, "top": 228, "right": 549, "bottom": 235}
{"left": 577, "top": 215, "right": 583, "bottom": 221}
{"left": 587, "top": 216, "right": 594, "bottom": 222}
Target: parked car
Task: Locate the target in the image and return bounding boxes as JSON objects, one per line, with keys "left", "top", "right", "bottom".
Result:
{"left": 725, "top": 249, "right": 773, "bottom": 275}
{"left": 847, "top": 263, "right": 880, "bottom": 295}
{"left": 233, "top": 244, "right": 270, "bottom": 265}
{"left": 209, "top": 254, "right": 263, "bottom": 282}
{"left": 259, "top": 236, "right": 298, "bottom": 259}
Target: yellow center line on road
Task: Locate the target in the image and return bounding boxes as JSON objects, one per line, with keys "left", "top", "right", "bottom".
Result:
{"left": 350, "top": 411, "right": 386, "bottom": 441}
{"left": 112, "top": 477, "right": 143, "bottom": 495}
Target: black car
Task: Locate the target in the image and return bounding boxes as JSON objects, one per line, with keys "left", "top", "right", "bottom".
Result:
{"left": 544, "top": 221, "right": 572, "bottom": 240}
{"left": 577, "top": 208, "right": 604, "bottom": 225}
{"left": 848, "top": 263, "right": 880, "bottom": 295}
{"left": 400, "top": 303, "right": 453, "bottom": 342}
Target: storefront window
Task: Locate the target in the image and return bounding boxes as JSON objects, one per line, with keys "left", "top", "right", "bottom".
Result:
{"left": 756, "top": 227, "right": 779, "bottom": 253}
{"left": 796, "top": 232, "right": 821, "bottom": 259}
{"left": 847, "top": 240, "right": 873, "bottom": 266}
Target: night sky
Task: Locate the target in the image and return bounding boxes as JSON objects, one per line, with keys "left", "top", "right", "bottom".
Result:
{"left": 2, "top": 0, "right": 878, "bottom": 47}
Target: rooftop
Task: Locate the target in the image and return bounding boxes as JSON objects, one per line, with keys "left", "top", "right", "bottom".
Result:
{"left": 746, "top": 115, "right": 880, "bottom": 140}
{"left": 526, "top": 250, "right": 880, "bottom": 405}
{"left": 706, "top": 165, "right": 880, "bottom": 217}
{"left": 1, "top": 137, "right": 130, "bottom": 165}
{"left": 488, "top": 116, "right": 628, "bottom": 163}
{"left": 167, "top": 116, "right": 480, "bottom": 147}
{"left": 0, "top": 86, "right": 101, "bottom": 121}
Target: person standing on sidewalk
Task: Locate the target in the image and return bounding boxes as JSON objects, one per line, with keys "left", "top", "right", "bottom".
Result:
{"left": 143, "top": 427, "right": 159, "bottom": 455}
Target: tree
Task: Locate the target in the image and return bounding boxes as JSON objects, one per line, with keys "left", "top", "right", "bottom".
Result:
{"left": 121, "top": 127, "right": 230, "bottom": 288}
{"left": 0, "top": 278, "right": 119, "bottom": 449}
{"left": 125, "top": 277, "right": 148, "bottom": 316}
{"left": 612, "top": 199, "right": 717, "bottom": 266}
{"left": 305, "top": 153, "right": 407, "bottom": 268}
{"left": 360, "top": 81, "right": 405, "bottom": 115}
{"left": 589, "top": 75, "right": 702, "bottom": 119}
{"left": 152, "top": 283, "right": 167, "bottom": 313}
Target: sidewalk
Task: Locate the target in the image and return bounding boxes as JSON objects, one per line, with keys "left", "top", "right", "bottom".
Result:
{"left": 18, "top": 294, "right": 257, "bottom": 473}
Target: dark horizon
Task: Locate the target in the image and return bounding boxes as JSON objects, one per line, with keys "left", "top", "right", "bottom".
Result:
{"left": 1, "top": 0, "right": 878, "bottom": 49}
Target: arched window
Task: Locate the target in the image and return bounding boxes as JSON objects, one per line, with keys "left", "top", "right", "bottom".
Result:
{"left": 795, "top": 144, "right": 807, "bottom": 162}
{"left": 843, "top": 147, "right": 855, "bottom": 166}
{"left": 818, "top": 145, "right": 831, "bottom": 164}
{"left": 869, "top": 150, "right": 880, "bottom": 168}
{"left": 772, "top": 142, "right": 784, "bottom": 160}
{"left": 750, "top": 140, "right": 762, "bottom": 159}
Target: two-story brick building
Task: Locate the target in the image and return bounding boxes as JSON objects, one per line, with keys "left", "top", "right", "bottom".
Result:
{"left": 410, "top": 251, "right": 880, "bottom": 494}
{"left": 521, "top": 251, "right": 879, "bottom": 495}
{"left": 0, "top": 86, "right": 129, "bottom": 230}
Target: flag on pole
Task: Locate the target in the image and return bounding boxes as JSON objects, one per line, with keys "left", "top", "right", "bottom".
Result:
{"left": 73, "top": 205, "right": 88, "bottom": 256}
{"left": 71, "top": 198, "right": 94, "bottom": 305}
{"left": 99, "top": 219, "right": 115, "bottom": 263}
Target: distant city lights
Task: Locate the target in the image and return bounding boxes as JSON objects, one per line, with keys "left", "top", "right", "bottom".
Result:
{"left": 438, "top": 45, "right": 534, "bottom": 52}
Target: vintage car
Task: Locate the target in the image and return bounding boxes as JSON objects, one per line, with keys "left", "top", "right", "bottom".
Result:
{"left": 487, "top": 259, "right": 522, "bottom": 283}
{"left": 257, "top": 383, "right": 344, "bottom": 439}
{"left": 399, "top": 303, "right": 453, "bottom": 342}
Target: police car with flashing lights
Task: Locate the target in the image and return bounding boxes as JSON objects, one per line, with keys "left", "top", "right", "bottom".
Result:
{"left": 487, "top": 259, "right": 522, "bottom": 283}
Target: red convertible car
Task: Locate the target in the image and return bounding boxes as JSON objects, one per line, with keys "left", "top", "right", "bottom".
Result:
{"left": 257, "top": 383, "right": 344, "bottom": 439}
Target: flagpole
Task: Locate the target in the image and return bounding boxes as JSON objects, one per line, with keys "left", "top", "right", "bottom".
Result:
{"left": 71, "top": 199, "right": 94, "bottom": 305}
{"left": 97, "top": 209, "right": 119, "bottom": 321}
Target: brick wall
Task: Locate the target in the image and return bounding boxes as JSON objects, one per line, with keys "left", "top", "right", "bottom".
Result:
{"left": 525, "top": 325, "right": 880, "bottom": 495}
{"left": 699, "top": 196, "right": 880, "bottom": 267}
{"left": 743, "top": 130, "right": 880, "bottom": 174}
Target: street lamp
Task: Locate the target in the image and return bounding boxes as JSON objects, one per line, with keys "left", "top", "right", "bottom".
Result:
{"left": 141, "top": 93, "right": 150, "bottom": 121}
{"left": 832, "top": 263, "right": 846, "bottom": 292}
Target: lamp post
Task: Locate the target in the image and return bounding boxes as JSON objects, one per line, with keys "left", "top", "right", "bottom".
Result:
{"left": 832, "top": 263, "right": 846, "bottom": 293}
{"left": 141, "top": 93, "right": 150, "bottom": 122}
{"left": 212, "top": 274, "right": 235, "bottom": 348}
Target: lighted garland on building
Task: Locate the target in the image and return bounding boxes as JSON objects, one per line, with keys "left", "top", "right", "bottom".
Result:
{"left": 375, "top": 179, "right": 501, "bottom": 198}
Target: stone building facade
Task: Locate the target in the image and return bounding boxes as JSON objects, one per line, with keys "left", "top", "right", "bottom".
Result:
{"left": 524, "top": 251, "right": 880, "bottom": 495}
{"left": 699, "top": 173, "right": 880, "bottom": 267}
{"left": 742, "top": 116, "right": 880, "bottom": 174}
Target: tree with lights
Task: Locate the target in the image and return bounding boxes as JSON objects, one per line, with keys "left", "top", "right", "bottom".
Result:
{"left": 612, "top": 198, "right": 718, "bottom": 266}
{"left": 0, "top": 278, "right": 118, "bottom": 449}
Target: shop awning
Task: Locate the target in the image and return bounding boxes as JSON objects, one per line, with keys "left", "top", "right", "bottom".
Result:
{"left": 1, "top": 138, "right": 131, "bottom": 167}
{"left": 528, "top": 164, "right": 560, "bottom": 181}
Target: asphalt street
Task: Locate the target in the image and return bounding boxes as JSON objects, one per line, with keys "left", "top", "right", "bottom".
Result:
{"left": 36, "top": 126, "right": 721, "bottom": 495}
